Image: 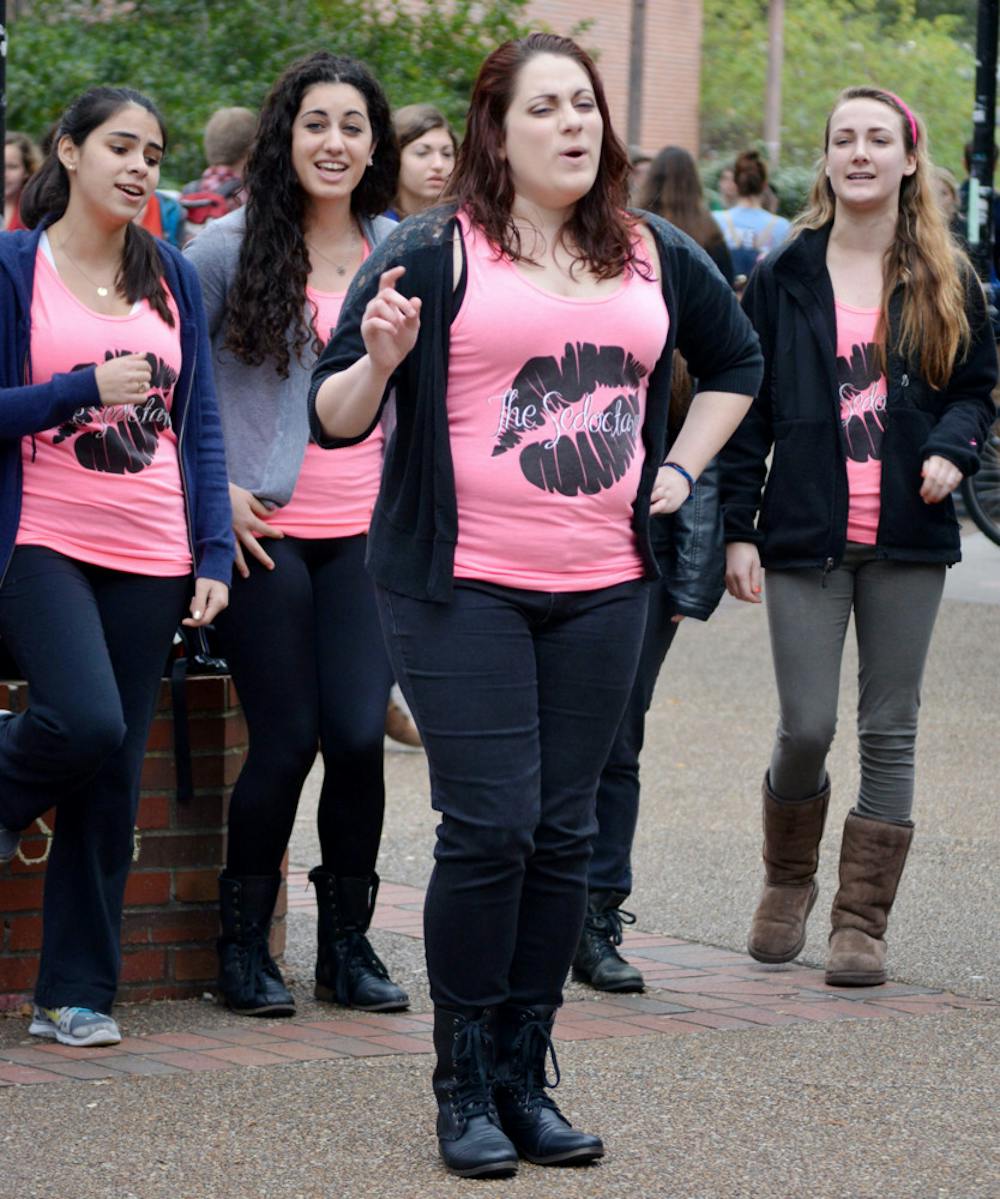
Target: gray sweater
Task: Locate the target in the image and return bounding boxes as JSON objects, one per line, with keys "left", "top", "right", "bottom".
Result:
{"left": 185, "top": 206, "right": 396, "bottom": 506}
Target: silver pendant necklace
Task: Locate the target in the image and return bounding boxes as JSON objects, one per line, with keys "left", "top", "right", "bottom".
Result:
{"left": 306, "top": 231, "right": 360, "bottom": 277}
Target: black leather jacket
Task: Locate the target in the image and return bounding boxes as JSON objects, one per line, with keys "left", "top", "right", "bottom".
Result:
{"left": 652, "top": 456, "right": 724, "bottom": 621}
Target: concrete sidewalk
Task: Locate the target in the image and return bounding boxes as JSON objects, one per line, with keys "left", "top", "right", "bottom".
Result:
{"left": 1, "top": 531, "right": 998, "bottom": 1198}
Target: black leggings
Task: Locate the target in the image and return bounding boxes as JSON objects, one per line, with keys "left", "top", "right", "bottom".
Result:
{"left": 218, "top": 534, "right": 393, "bottom": 877}
{"left": 0, "top": 546, "right": 189, "bottom": 1011}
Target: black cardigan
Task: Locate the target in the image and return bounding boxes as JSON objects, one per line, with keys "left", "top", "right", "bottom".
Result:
{"left": 720, "top": 223, "right": 998, "bottom": 569}
{"left": 308, "top": 204, "right": 763, "bottom": 602}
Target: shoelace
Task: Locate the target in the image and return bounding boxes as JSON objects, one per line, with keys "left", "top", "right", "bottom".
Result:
{"left": 238, "top": 934, "right": 275, "bottom": 988}
{"left": 55, "top": 1006, "right": 96, "bottom": 1026}
{"left": 509, "top": 1017, "right": 561, "bottom": 1110}
{"left": 452, "top": 1019, "right": 495, "bottom": 1119}
{"left": 587, "top": 905, "right": 637, "bottom": 950}
{"left": 335, "top": 931, "right": 391, "bottom": 1001}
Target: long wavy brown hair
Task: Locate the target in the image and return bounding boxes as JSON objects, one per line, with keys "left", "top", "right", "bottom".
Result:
{"left": 640, "top": 145, "right": 724, "bottom": 252}
{"left": 797, "top": 85, "right": 972, "bottom": 389}
{"left": 446, "top": 32, "right": 639, "bottom": 281}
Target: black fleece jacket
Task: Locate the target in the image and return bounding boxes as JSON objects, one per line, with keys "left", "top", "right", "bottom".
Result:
{"left": 720, "top": 223, "right": 998, "bottom": 568}
{"left": 308, "top": 204, "right": 763, "bottom": 603}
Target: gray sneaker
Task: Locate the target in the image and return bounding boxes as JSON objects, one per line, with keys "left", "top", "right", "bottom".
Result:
{"left": 0, "top": 712, "right": 17, "bottom": 863}
{"left": 28, "top": 1005, "right": 122, "bottom": 1047}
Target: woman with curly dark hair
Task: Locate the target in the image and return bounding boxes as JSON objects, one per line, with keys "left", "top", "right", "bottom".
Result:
{"left": 186, "top": 51, "right": 407, "bottom": 1019}
{"left": 310, "top": 33, "right": 762, "bottom": 1177}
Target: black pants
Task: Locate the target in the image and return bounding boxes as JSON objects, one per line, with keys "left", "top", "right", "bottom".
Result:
{"left": 376, "top": 578, "right": 649, "bottom": 1011}
{"left": 0, "top": 546, "right": 188, "bottom": 1012}
{"left": 218, "top": 534, "right": 393, "bottom": 878}
{"left": 589, "top": 584, "right": 679, "bottom": 896}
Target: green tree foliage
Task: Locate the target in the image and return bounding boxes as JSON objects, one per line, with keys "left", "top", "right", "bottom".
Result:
{"left": 7, "top": 0, "right": 534, "bottom": 185}
{"left": 702, "top": 0, "right": 977, "bottom": 182}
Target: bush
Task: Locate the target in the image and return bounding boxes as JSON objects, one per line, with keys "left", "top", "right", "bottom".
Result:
{"left": 7, "top": 0, "right": 534, "bottom": 186}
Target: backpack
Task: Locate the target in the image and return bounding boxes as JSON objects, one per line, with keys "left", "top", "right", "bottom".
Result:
{"left": 722, "top": 210, "right": 780, "bottom": 281}
{"left": 178, "top": 175, "right": 244, "bottom": 245}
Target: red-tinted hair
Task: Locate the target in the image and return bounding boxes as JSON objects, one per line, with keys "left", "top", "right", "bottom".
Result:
{"left": 447, "top": 32, "right": 639, "bottom": 281}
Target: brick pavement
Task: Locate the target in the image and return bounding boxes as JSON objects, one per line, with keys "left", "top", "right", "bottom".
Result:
{"left": 0, "top": 869, "right": 992, "bottom": 1087}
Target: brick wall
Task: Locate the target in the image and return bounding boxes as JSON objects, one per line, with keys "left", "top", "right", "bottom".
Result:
{"left": 527, "top": 0, "right": 703, "bottom": 156}
{"left": 0, "top": 675, "right": 285, "bottom": 1011}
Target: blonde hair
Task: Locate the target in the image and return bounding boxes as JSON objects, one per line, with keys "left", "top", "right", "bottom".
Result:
{"left": 796, "top": 86, "right": 972, "bottom": 390}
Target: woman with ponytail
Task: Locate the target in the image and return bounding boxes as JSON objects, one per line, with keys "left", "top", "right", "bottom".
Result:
{"left": 722, "top": 87, "right": 996, "bottom": 987}
{"left": 0, "top": 88, "right": 232, "bottom": 1046}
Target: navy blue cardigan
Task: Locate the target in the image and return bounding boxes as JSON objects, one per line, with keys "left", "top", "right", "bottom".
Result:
{"left": 0, "top": 224, "right": 234, "bottom": 584}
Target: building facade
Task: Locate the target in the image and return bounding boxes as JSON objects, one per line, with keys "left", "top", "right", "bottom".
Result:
{"left": 527, "top": 0, "right": 703, "bottom": 157}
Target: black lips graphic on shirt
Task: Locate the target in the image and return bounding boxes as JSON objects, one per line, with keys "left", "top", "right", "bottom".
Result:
{"left": 837, "top": 341, "right": 886, "bottom": 464}
{"left": 492, "top": 342, "right": 646, "bottom": 497}
{"left": 52, "top": 350, "right": 178, "bottom": 474}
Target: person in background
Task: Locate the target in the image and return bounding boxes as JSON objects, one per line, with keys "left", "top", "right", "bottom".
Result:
{"left": 4, "top": 132, "right": 42, "bottom": 231}
{"left": 713, "top": 150, "right": 791, "bottom": 291}
{"left": 186, "top": 51, "right": 408, "bottom": 1020}
{"left": 180, "top": 106, "right": 257, "bottom": 239}
{"left": 958, "top": 139, "right": 1000, "bottom": 280}
{"left": 310, "top": 32, "right": 760, "bottom": 1179}
{"left": 933, "top": 166, "right": 961, "bottom": 236}
{"left": 0, "top": 86, "right": 231, "bottom": 1048}
{"left": 716, "top": 164, "right": 738, "bottom": 209}
{"left": 573, "top": 143, "right": 734, "bottom": 992}
{"left": 390, "top": 104, "right": 457, "bottom": 221}
{"left": 722, "top": 86, "right": 995, "bottom": 988}
{"left": 641, "top": 145, "right": 734, "bottom": 284}
{"left": 628, "top": 150, "right": 652, "bottom": 205}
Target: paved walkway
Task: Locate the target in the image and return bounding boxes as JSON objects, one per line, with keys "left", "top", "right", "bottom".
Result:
{"left": 1, "top": 531, "right": 997, "bottom": 1198}
{"left": 2, "top": 872, "right": 991, "bottom": 1088}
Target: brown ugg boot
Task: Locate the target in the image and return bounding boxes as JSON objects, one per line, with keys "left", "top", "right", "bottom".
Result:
{"left": 747, "top": 774, "right": 830, "bottom": 963}
{"left": 826, "top": 810, "right": 913, "bottom": 987}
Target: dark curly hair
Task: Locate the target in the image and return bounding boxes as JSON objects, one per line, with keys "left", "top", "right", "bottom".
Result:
{"left": 224, "top": 52, "right": 398, "bottom": 376}
{"left": 447, "top": 32, "right": 638, "bottom": 282}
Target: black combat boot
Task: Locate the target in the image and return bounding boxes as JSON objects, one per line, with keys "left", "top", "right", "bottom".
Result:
{"left": 432, "top": 1006, "right": 519, "bottom": 1179}
{"left": 494, "top": 1003, "right": 604, "bottom": 1165}
{"left": 309, "top": 868, "right": 409, "bottom": 1011}
{"left": 216, "top": 874, "right": 295, "bottom": 1017}
{"left": 571, "top": 891, "right": 645, "bottom": 992}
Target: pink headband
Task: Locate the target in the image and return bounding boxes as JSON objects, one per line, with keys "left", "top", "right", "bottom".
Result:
{"left": 880, "top": 91, "right": 919, "bottom": 147}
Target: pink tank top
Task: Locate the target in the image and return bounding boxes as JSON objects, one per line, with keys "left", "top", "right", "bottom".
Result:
{"left": 263, "top": 251, "right": 383, "bottom": 539}
{"left": 17, "top": 241, "right": 192, "bottom": 576}
{"left": 448, "top": 213, "right": 669, "bottom": 591}
{"left": 835, "top": 301, "right": 886, "bottom": 545}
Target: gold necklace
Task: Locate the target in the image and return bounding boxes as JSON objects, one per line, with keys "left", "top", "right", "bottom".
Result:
{"left": 305, "top": 231, "right": 361, "bottom": 277}
{"left": 54, "top": 236, "right": 119, "bottom": 299}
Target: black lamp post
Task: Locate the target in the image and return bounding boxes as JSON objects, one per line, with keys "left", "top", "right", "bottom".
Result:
{"left": 969, "top": 0, "right": 999, "bottom": 282}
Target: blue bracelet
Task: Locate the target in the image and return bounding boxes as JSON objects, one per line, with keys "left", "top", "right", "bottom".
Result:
{"left": 663, "top": 461, "right": 695, "bottom": 495}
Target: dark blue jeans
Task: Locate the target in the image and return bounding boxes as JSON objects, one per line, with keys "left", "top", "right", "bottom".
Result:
{"left": 376, "top": 578, "right": 649, "bottom": 1010}
{"left": 217, "top": 534, "right": 394, "bottom": 877}
{"left": 589, "top": 584, "right": 679, "bottom": 896}
{"left": 0, "top": 546, "right": 189, "bottom": 1012}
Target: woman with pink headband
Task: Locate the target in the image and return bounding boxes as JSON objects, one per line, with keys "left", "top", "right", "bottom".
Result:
{"left": 721, "top": 86, "right": 995, "bottom": 986}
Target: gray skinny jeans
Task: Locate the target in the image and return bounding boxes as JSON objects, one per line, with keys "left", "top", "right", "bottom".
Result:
{"left": 765, "top": 543, "right": 946, "bottom": 823}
